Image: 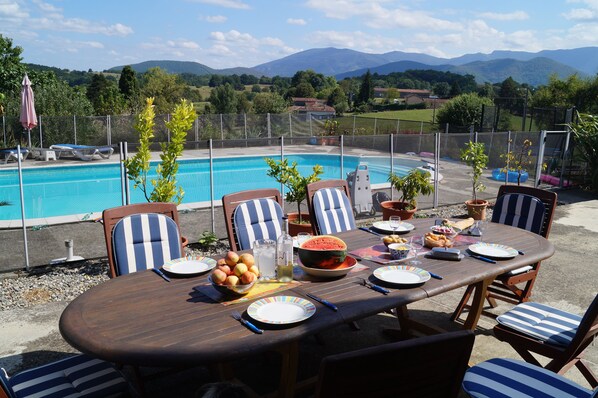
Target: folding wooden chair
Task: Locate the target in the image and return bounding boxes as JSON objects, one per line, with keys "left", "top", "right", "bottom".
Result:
{"left": 102, "top": 202, "right": 184, "bottom": 278}
{"left": 464, "top": 358, "right": 597, "bottom": 397}
{"left": 452, "top": 185, "right": 557, "bottom": 321}
{"left": 493, "top": 293, "right": 598, "bottom": 388}
{"left": 221, "top": 188, "right": 284, "bottom": 251}
{"left": 314, "top": 330, "right": 475, "bottom": 398}
{"left": 306, "top": 179, "right": 356, "bottom": 235}
{"left": 0, "top": 354, "right": 129, "bottom": 398}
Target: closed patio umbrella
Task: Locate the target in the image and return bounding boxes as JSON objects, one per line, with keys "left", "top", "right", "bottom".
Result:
{"left": 20, "top": 74, "right": 37, "bottom": 148}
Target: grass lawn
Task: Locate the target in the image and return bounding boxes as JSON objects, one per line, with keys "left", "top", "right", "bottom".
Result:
{"left": 356, "top": 109, "right": 435, "bottom": 122}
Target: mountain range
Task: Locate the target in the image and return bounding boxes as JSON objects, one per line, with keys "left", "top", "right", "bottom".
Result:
{"left": 109, "top": 46, "right": 598, "bottom": 87}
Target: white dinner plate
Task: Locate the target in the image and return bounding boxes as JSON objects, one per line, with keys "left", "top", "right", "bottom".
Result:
{"left": 247, "top": 296, "right": 316, "bottom": 325}
{"left": 373, "top": 265, "right": 430, "bottom": 285}
{"left": 372, "top": 221, "right": 415, "bottom": 234}
{"left": 468, "top": 243, "right": 518, "bottom": 259}
{"left": 162, "top": 256, "right": 217, "bottom": 275}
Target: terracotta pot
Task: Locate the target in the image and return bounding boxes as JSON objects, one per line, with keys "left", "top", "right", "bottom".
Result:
{"left": 380, "top": 201, "right": 417, "bottom": 221}
{"left": 465, "top": 199, "right": 488, "bottom": 220}
{"left": 287, "top": 212, "right": 314, "bottom": 236}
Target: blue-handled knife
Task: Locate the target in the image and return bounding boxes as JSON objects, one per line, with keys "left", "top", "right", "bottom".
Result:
{"left": 306, "top": 293, "right": 338, "bottom": 311}
{"left": 232, "top": 312, "right": 263, "bottom": 334}
{"left": 467, "top": 253, "right": 497, "bottom": 264}
{"left": 359, "top": 278, "right": 390, "bottom": 295}
{"left": 359, "top": 227, "right": 383, "bottom": 237}
{"left": 152, "top": 268, "right": 171, "bottom": 282}
{"left": 428, "top": 272, "right": 443, "bottom": 280}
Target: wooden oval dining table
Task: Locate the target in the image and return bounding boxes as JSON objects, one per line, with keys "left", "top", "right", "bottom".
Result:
{"left": 59, "top": 218, "right": 554, "bottom": 397}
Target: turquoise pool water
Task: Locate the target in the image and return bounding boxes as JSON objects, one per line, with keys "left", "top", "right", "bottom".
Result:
{"left": 0, "top": 154, "right": 427, "bottom": 221}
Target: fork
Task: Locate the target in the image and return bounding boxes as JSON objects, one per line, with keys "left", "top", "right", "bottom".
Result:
{"left": 358, "top": 277, "right": 389, "bottom": 295}
{"left": 231, "top": 311, "right": 263, "bottom": 334}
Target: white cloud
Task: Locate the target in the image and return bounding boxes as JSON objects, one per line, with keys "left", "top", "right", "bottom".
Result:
{"left": 83, "top": 41, "right": 104, "bottom": 49}
{"left": 563, "top": 8, "right": 598, "bottom": 20}
{"left": 308, "top": 30, "right": 399, "bottom": 51}
{"left": 478, "top": 11, "right": 529, "bottom": 21}
{"left": 0, "top": 1, "right": 29, "bottom": 21}
{"left": 204, "top": 15, "right": 227, "bottom": 23}
{"left": 287, "top": 18, "right": 306, "bottom": 25}
{"left": 305, "top": 0, "right": 460, "bottom": 31}
{"left": 210, "top": 29, "right": 255, "bottom": 43}
{"left": 190, "top": 0, "right": 250, "bottom": 9}
{"left": 32, "top": 17, "right": 133, "bottom": 36}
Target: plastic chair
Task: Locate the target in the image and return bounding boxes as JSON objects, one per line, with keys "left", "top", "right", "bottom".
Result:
{"left": 452, "top": 185, "right": 557, "bottom": 321}
{"left": 314, "top": 330, "right": 475, "bottom": 398}
{"left": 493, "top": 293, "right": 598, "bottom": 388}
{"left": 0, "top": 354, "right": 129, "bottom": 398}
{"left": 463, "top": 358, "right": 597, "bottom": 397}
{"left": 306, "top": 179, "right": 356, "bottom": 235}
{"left": 222, "top": 189, "right": 284, "bottom": 251}
{"left": 102, "top": 202, "right": 184, "bottom": 278}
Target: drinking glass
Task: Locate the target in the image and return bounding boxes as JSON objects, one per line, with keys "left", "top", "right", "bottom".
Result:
{"left": 296, "top": 232, "right": 311, "bottom": 247}
{"left": 253, "top": 239, "right": 277, "bottom": 280}
{"left": 410, "top": 235, "right": 424, "bottom": 266}
{"left": 389, "top": 216, "right": 401, "bottom": 235}
{"left": 477, "top": 221, "right": 488, "bottom": 242}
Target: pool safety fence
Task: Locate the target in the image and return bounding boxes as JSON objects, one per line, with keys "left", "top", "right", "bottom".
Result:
{"left": 1, "top": 130, "right": 578, "bottom": 271}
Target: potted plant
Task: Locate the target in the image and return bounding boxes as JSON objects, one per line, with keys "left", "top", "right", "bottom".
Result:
{"left": 498, "top": 138, "right": 534, "bottom": 185}
{"left": 381, "top": 168, "right": 434, "bottom": 220}
{"left": 460, "top": 141, "right": 489, "bottom": 220}
{"left": 124, "top": 97, "right": 196, "bottom": 245}
{"left": 265, "top": 157, "right": 323, "bottom": 235}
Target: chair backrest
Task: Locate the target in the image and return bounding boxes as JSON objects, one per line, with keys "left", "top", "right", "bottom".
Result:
{"left": 562, "top": 293, "right": 598, "bottom": 368}
{"left": 307, "top": 179, "right": 356, "bottom": 235}
{"left": 102, "top": 202, "right": 183, "bottom": 278}
{"left": 314, "top": 330, "right": 475, "bottom": 398}
{"left": 112, "top": 213, "right": 182, "bottom": 276}
{"left": 494, "top": 185, "right": 557, "bottom": 238}
{"left": 233, "top": 198, "right": 284, "bottom": 250}
{"left": 0, "top": 369, "right": 14, "bottom": 398}
{"left": 222, "top": 189, "right": 284, "bottom": 252}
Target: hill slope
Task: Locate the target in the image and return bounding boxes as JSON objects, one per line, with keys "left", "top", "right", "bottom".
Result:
{"left": 107, "top": 60, "right": 263, "bottom": 77}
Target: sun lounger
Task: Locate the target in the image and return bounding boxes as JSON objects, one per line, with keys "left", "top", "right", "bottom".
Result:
{"left": 49, "top": 144, "right": 114, "bottom": 161}
{"left": 0, "top": 148, "right": 30, "bottom": 164}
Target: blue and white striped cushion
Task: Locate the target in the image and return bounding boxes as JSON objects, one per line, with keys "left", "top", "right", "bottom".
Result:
{"left": 463, "top": 358, "right": 593, "bottom": 398}
{"left": 313, "top": 188, "right": 356, "bottom": 235}
{"left": 6, "top": 354, "right": 127, "bottom": 398}
{"left": 492, "top": 193, "right": 546, "bottom": 235}
{"left": 233, "top": 198, "right": 283, "bottom": 250}
{"left": 496, "top": 302, "right": 582, "bottom": 347}
{"left": 1, "top": 368, "right": 16, "bottom": 398}
{"left": 112, "top": 213, "right": 182, "bottom": 276}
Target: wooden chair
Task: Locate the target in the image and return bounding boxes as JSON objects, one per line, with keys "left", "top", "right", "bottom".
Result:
{"left": 492, "top": 293, "right": 598, "bottom": 388}
{"left": 314, "top": 330, "right": 475, "bottom": 398}
{"left": 222, "top": 188, "right": 284, "bottom": 252}
{"left": 102, "top": 202, "right": 184, "bottom": 278}
{"left": 306, "top": 179, "right": 356, "bottom": 235}
{"left": 463, "top": 358, "right": 597, "bottom": 397}
{"left": 0, "top": 354, "right": 130, "bottom": 398}
{"left": 452, "top": 185, "right": 558, "bottom": 321}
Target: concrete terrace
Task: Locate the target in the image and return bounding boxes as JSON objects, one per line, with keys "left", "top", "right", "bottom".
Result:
{"left": 0, "top": 145, "right": 597, "bottom": 396}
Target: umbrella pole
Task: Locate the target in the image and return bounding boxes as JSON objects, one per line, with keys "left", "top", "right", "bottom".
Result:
{"left": 17, "top": 145, "right": 30, "bottom": 271}
{"left": 27, "top": 128, "right": 31, "bottom": 148}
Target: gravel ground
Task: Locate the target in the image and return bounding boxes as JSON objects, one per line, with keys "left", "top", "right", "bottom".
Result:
{"left": 0, "top": 204, "right": 481, "bottom": 312}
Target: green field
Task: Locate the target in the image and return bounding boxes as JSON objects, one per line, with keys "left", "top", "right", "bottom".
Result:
{"left": 356, "top": 109, "right": 435, "bottom": 122}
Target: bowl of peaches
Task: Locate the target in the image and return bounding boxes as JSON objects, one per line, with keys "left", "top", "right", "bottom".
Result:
{"left": 209, "top": 251, "right": 259, "bottom": 296}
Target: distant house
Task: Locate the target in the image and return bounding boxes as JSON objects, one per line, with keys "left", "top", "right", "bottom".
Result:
{"left": 374, "top": 88, "right": 432, "bottom": 99}
{"left": 289, "top": 97, "right": 336, "bottom": 119}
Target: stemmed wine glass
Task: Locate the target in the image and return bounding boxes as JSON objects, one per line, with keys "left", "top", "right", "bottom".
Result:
{"left": 389, "top": 216, "right": 401, "bottom": 235}
{"left": 410, "top": 235, "right": 424, "bottom": 266}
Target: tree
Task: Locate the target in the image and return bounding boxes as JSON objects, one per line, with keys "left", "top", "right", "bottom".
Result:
{"left": 292, "top": 82, "right": 316, "bottom": 98}
{"left": 209, "top": 83, "right": 237, "bottom": 114}
{"left": 499, "top": 76, "right": 522, "bottom": 112}
{"left": 327, "top": 86, "right": 348, "bottom": 115}
{"left": 87, "top": 74, "right": 125, "bottom": 115}
{"left": 436, "top": 93, "right": 493, "bottom": 129}
{"left": 252, "top": 92, "right": 287, "bottom": 114}
{"left": 0, "top": 35, "right": 25, "bottom": 96}
{"left": 235, "top": 92, "right": 251, "bottom": 114}
{"left": 118, "top": 65, "right": 140, "bottom": 110}
{"left": 356, "top": 70, "right": 373, "bottom": 105}
{"left": 450, "top": 81, "right": 462, "bottom": 97}
{"left": 140, "top": 67, "right": 186, "bottom": 114}
{"left": 433, "top": 82, "right": 451, "bottom": 98}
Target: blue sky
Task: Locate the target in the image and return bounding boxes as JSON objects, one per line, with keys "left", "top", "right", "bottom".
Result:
{"left": 2, "top": 0, "right": 598, "bottom": 71}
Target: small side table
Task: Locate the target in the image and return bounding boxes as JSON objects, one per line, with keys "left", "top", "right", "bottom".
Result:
{"left": 43, "top": 150, "right": 57, "bottom": 161}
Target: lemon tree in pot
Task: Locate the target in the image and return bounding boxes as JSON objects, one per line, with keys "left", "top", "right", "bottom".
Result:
{"left": 382, "top": 169, "right": 434, "bottom": 220}
{"left": 265, "top": 157, "right": 323, "bottom": 236}
{"left": 460, "top": 141, "right": 489, "bottom": 220}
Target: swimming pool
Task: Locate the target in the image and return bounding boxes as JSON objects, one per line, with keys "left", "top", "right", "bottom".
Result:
{"left": 0, "top": 154, "right": 428, "bottom": 221}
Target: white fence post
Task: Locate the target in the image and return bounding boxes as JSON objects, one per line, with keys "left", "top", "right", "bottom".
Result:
{"left": 17, "top": 145, "right": 30, "bottom": 271}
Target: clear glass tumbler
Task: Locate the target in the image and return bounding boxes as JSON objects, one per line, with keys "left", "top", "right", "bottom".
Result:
{"left": 253, "top": 239, "right": 277, "bottom": 280}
